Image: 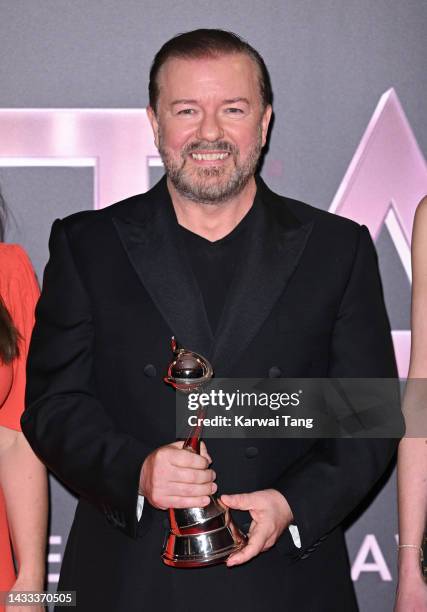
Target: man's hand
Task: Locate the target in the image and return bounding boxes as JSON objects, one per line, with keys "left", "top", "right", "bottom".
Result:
{"left": 139, "top": 441, "right": 217, "bottom": 510}
{"left": 221, "top": 489, "right": 293, "bottom": 567}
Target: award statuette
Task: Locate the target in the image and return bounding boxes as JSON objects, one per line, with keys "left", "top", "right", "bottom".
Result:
{"left": 162, "top": 337, "right": 246, "bottom": 568}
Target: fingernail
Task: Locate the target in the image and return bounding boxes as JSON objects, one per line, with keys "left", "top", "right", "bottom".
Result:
{"left": 212, "top": 483, "right": 217, "bottom": 494}
{"left": 203, "top": 497, "right": 210, "bottom": 505}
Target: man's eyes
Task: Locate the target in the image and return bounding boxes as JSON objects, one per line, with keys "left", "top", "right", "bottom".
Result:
{"left": 175, "top": 107, "right": 245, "bottom": 116}
{"left": 177, "top": 108, "right": 196, "bottom": 115}
{"left": 224, "top": 107, "right": 245, "bottom": 114}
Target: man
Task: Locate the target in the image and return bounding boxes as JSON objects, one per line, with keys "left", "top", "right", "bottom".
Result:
{"left": 22, "top": 29, "right": 400, "bottom": 611}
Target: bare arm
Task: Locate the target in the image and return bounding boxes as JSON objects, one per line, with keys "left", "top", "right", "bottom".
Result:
{"left": 0, "top": 424, "right": 48, "bottom": 588}
{"left": 395, "top": 197, "right": 427, "bottom": 610}
{"left": 397, "top": 437, "right": 427, "bottom": 576}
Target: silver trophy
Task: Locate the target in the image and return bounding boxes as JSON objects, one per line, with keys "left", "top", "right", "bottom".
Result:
{"left": 162, "top": 337, "right": 246, "bottom": 567}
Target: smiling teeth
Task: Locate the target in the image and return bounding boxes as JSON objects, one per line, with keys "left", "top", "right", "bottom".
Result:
{"left": 191, "top": 153, "right": 229, "bottom": 160}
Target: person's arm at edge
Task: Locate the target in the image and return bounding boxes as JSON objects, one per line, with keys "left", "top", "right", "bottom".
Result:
{"left": 395, "top": 198, "right": 427, "bottom": 609}
{"left": 0, "top": 249, "right": 48, "bottom": 594}
{"left": 0, "top": 427, "right": 48, "bottom": 590}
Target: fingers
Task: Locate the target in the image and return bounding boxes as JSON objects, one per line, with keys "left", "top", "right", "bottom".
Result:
{"left": 149, "top": 480, "right": 215, "bottom": 509}
{"left": 140, "top": 442, "right": 217, "bottom": 510}
{"left": 167, "top": 495, "right": 211, "bottom": 509}
{"left": 149, "top": 468, "right": 216, "bottom": 508}
{"left": 168, "top": 481, "right": 217, "bottom": 497}
{"left": 222, "top": 490, "right": 289, "bottom": 566}
{"left": 174, "top": 466, "right": 216, "bottom": 485}
{"left": 227, "top": 522, "right": 267, "bottom": 567}
{"left": 220, "top": 492, "right": 255, "bottom": 510}
{"left": 170, "top": 447, "right": 211, "bottom": 469}
{"left": 171, "top": 440, "right": 212, "bottom": 466}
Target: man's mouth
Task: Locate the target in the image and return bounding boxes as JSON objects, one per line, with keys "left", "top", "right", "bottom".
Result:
{"left": 190, "top": 152, "right": 230, "bottom": 161}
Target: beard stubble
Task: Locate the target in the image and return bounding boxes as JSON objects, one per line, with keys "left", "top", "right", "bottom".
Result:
{"left": 158, "top": 127, "right": 263, "bottom": 205}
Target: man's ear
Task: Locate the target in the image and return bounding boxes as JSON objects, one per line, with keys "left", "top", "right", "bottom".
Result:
{"left": 261, "top": 104, "right": 273, "bottom": 147}
{"left": 147, "top": 106, "right": 160, "bottom": 149}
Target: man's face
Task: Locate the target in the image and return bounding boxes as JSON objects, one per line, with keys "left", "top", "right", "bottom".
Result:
{"left": 147, "top": 52, "right": 272, "bottom": 204}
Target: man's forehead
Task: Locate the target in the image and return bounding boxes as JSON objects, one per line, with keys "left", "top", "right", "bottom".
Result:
{"left": 157, "top": 52, "right": 259, "bottom": 90}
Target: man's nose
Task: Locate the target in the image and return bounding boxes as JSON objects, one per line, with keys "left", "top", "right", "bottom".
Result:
{"left": 196, "top": 112, "right": 224, "bottom": 142}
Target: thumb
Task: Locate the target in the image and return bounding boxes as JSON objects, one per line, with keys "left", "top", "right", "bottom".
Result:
{"left": 220, "top": 492, "right": 254, "bottom": 510}
{"left": 199, "top": 441, "right": 212, "bottom": 464}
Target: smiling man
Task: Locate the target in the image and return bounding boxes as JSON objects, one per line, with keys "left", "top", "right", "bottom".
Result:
{"left": 22, "top": 30, "right": 400, "bottom": 611}
{"left": 148, "top": 49, "right": 271, "bottom": 214}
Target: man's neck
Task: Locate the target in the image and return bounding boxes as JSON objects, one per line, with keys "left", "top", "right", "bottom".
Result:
{"left": 167, "top": 177, "right": 257, "bottom": 242}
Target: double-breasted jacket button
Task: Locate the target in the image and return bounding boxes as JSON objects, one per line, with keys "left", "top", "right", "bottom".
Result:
{"left": 245, "top": 446, "right": 259, "bottom": 458}
{"left": 268, "top": 366, "right": 282, "bottom": 378}
{"left": 144, "top": 364, "right": 157, "bottom": 377}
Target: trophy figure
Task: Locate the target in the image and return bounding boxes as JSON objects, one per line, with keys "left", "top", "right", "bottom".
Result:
{"left": 162, "top": 337, "right": 246, "bottom": 567}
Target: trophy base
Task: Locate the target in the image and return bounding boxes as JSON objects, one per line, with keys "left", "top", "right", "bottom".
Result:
{"left": 162, "top": 522, "right": 246, "bottom": 568}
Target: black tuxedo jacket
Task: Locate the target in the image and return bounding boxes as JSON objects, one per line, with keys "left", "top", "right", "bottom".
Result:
{"left": 22, "top": 176, "right": 401, "bottom": 612}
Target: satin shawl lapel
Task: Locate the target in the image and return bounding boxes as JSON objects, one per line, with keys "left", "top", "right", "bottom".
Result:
{"left": 112, "top": 179, "right": 213, "bottom": 358}
{"left": 211, "top": 179, "right": 314, "bottom": 376}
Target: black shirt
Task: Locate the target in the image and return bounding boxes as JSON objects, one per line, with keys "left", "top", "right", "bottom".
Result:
{"left": 178, "top": 203, "right": 256, "bottom": 336}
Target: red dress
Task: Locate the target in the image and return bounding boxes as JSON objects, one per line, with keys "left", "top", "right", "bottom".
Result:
{"left": 0, "top": 244, "right": 39, "bottom": 594}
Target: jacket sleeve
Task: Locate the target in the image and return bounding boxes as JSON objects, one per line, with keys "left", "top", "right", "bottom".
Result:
{"left": 273, "top": 224, "right": 404, "bottom": 558}
{"left": 21, "top": 219, "right": 151, "bottom": 538}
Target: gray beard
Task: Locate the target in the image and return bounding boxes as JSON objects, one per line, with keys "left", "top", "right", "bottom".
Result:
{"left": 158, "top": 130, "right": 263, "bottom": 205}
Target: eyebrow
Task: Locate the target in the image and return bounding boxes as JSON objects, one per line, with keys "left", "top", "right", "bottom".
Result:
{"left": 222, "top": 97, "right": 250, "bottom": 105}
{"left": 171, "top": 97, "right": 250, "bottom": 106}
{"left": 171, "top": 99, "right": 198, "bottom": 106}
